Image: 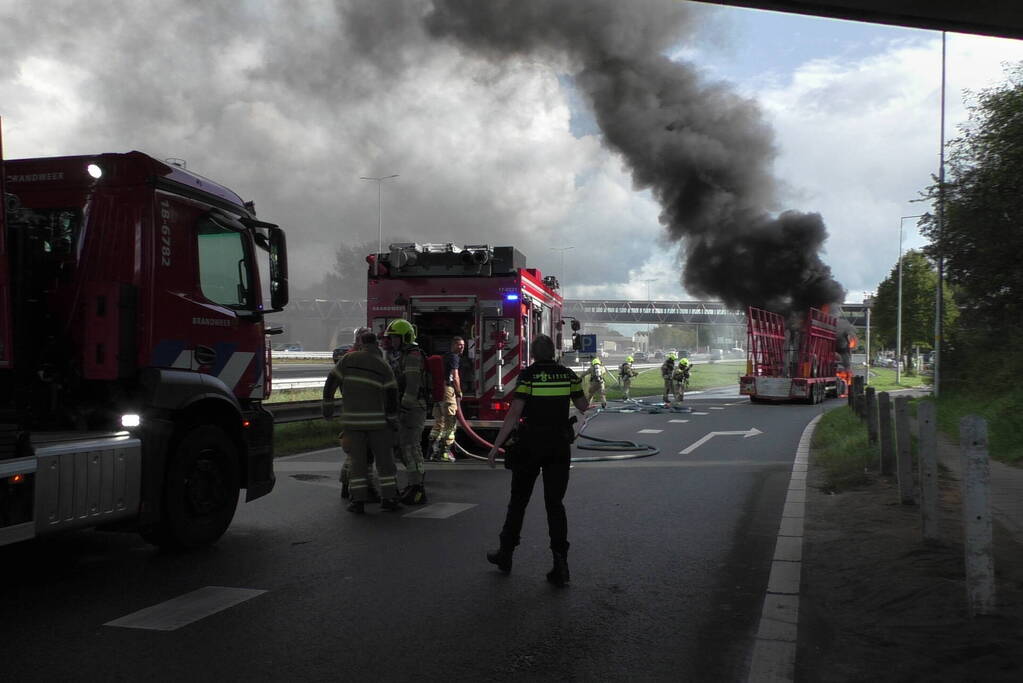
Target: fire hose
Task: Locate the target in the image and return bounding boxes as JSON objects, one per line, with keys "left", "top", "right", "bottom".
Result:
{"left": 452, "top": 403, "right": 659, "bottom": 463}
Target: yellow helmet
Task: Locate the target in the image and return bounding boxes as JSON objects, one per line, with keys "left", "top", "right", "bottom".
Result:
{"left": 667, "top": 352, "right": 677, "bottom": 360}
{"left": 679, "top": 357, "right": 691, "bottom": 366}
{"left": 591, "top": 357, "right": 601, "bottom": 365}
{"left": 384, "top": 318, "right": 416, "bottom": 344}
{"left": 626, "top": 355, "right": 634, "bottom": 363}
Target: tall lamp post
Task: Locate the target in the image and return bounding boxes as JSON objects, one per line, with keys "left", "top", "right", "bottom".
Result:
{"left": 549, "top": 245, "right": 574, "bottom": 283}
{"left": 360, "top": 174, "right": 399, "bottom": 276}
{"left": 897, "top": 214, "right": 924, "bottom": 384}
{"left": 640, "top": 278, "right": 658, "bottom": 351}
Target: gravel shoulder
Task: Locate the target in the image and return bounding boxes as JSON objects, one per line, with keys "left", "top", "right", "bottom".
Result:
{"left": 797, "top": 464, "right": 1023, "bottom": 682}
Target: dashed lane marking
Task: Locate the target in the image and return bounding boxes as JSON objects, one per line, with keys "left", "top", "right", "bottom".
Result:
{"left": 668, "top": 419, "right": 690, "bottom": 423}
{"left": 637, "top": 429, "right": 663, "bottom": 434}
{"left": 105, "top": 587, "right": 266, "bottom": 631}
{"left": 690, "top": 412, "right": 709, "bottom": 416}
{"left": 403, "top": 502, "right": 477, "bottom": 519}
{"left": 710, "top": 407, "right": 725, "bottom": 410}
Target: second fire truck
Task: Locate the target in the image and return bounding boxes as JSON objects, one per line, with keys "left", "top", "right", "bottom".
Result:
{"left": 366, "top": 243, "right": 569, "bottom": 432}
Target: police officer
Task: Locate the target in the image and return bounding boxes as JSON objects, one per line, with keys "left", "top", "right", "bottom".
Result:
{"left": 619, "top": 355, "right": 638, "bottom": 400}
{"left": 322, "top": 333, "right": 402, "bottom": 513}
{"left": 486, "top": 334, "right": 591, "bottom": 587}
{"left": 586, "top": 357, "right": 607, "bottom": 409}
{"left": 672, "top": 356, "right": 691, "bottom": 406}
{"left": 385, "top": 318, "right": 430, "bottom": 505}
{"left": 428, "top": 336, "right": 465, "bottom": 462}
{"left": 661, "top": 352, "right": 677, "bottom": 404}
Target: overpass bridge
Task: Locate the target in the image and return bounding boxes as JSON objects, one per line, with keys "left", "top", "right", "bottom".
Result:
{"left": 274, "top": 297, "right": 868, "bottom": 328}
{"left": 563, "top": 300, "right": 868, "bottom": 328}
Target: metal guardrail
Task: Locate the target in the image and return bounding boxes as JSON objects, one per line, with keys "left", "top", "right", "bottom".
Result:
{"left": 268, "top": 400, "right": 324, "bottom": 424}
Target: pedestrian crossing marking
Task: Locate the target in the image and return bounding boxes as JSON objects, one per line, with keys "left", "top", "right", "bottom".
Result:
{"left": 669, "top": 419, "right": 690, "bottom": 423}
{"left": 105, "top": 586, "right": 266, "bottom": 631}
{"left": 404, "top": 502, "right": 476, "bottom": 519}
{"left": 637, "top": 429, "right": 663, "bottom": 434}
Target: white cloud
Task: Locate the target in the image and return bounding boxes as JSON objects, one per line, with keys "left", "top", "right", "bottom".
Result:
{"left": 752, "top": 33, "right": 1023, "bottom": 299}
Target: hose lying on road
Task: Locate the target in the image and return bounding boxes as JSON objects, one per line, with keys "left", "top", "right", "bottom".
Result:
{"left": 453, "top": 404, "right": 659, "bottom": 463}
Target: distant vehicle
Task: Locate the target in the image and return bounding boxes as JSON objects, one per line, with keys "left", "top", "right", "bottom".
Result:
{"left": 679, "top": 349, "right": 691, "bottom": 358}
{"left": 332, "top": 345, "right": 353, "bottom": 363}
{"left": 599, "top": 349, "right": 610, "bottom": 359}
{"left": 633, "top": 351, "right": 648, "bottom": 362}
{"left": 709, "top": 348, "right": 723, "bottom": 361}
{"left": 282, "top": 343, "right": 304, "bottom": 352}
{"left": 728, "top": 347, "right": 744, "bottom": 357}
{"left": 652, "top": 350, "right": 664, "bottom": 360}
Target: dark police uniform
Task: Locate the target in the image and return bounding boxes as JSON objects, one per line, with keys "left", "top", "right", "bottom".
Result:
{"left": 498, "top": 360, "right": 584, "bottom": 555}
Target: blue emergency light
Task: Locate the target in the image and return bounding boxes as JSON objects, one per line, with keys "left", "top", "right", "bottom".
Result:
{"left": 505, "top": 293, "right": 520, "bottom": 301}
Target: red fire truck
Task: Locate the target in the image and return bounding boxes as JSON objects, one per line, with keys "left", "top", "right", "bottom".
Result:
{"left": 739, "top": 305, "right": 855, "bottom": 403}
{"left": 367, "top": 242, "right": 567, "bottom": 431}
{"left": 0, "top": 123, "right": 289, "bottom": 548}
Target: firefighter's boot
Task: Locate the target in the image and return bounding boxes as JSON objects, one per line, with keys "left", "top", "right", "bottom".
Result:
{"left": 486, "top": 545, "right": 514, "bottom": 574}
{"left": 346, "top": 500, "right": 365, "bottom": 514}
{"left": 401, "top": 484, "right": 428, "bottom": 505}
{"left": 546, "top": 551, "right": 570, "bottom": 587}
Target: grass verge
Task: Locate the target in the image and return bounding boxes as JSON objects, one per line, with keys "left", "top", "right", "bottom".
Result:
{"left": 274, "top": 420, "right": 340, "bottom": 457}
{"left": 811, "top": 406, "right": 877, "bottom": 492}
{"left": 934, "top": 387, "right": 1023, "bottom": 465}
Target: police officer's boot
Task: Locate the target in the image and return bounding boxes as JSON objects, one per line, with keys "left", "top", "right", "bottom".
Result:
{"left": 546, "top": 551, "right": 570, "bottom": 587}
{"left": 486, "top": 545, "right": 514, "bottom": 573}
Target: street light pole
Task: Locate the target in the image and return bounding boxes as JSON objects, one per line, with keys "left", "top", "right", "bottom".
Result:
{"left": 640, "top": 278, "right": 657, "bottom": 351}
{"left": 897, "top": 214, "right": 925, "bottom": 384}
{"left": 360, "top": 174, "right": 399, "bottom": 276}
{"left": 549, "top": 246, "right": 574, "bottom": 283}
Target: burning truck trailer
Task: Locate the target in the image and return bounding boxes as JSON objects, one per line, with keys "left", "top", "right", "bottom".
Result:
{"left": 739, "top": 306, "right": 858, "bottom": 404}
{"left": 366, "top": 242, "right": 567, "bottom": 440}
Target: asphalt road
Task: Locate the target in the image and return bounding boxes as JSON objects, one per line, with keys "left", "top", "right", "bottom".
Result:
{"left": 0, "top": 395, "right": 841, "bottom": 682}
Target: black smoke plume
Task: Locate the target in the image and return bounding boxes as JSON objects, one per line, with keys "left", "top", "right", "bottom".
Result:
{"left": 425, "top": 0, "right": 846, "bottom": 314}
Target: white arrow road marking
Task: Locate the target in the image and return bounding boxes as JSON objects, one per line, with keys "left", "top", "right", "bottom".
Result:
{"left": 680, "top": 427, "right": 764, "bottom": 455}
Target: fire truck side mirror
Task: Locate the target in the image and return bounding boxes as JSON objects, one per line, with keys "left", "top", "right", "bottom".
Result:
{"left": 269, "top": 226, "right": 289, "bottom": 311}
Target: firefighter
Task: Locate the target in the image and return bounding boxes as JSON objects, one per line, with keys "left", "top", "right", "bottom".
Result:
{"left": 428, "top": 336, "right": 465, "bottom": 462}
{"left": 385, "top": 318, "right": 430, "bottom": 505}
{"left": 672, "top": 356, "right": 691, "bottom": 406}
{"left": 325, "top": 327, "right": 380, "bottom": 501}
{"left": 322, "top": 333, "right": 402, "bottom": 514}
{"left": 618, "top": 355, "right": 639, "bottom": 400}
{"left": 486, "top": 334, "right": 591, "bottom": 586}
{"left": 585, "top": 357, "right": 607, "bottom": 409}
{"left": 660, "top": 352, "right": 677, "bottom": 404}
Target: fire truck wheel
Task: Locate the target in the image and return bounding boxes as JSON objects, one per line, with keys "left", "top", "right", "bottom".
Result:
{"left": 144, "top": 425, "right": 240, "bottom": 549}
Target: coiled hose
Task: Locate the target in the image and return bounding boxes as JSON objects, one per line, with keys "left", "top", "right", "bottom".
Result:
{"left": 452, "top": 404, "right": 659, "bottom": 463}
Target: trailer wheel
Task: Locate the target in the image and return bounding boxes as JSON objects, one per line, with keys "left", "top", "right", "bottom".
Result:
{"left": 143, "top": 425, "right": 240, "bottom": 550}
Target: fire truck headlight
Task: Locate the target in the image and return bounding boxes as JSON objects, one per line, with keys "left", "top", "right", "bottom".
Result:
{"left": 121, "top": 414, "right": 141, "bottom": 428}
{"left": 87, "top": 164, "right": 103, "bottom": 179}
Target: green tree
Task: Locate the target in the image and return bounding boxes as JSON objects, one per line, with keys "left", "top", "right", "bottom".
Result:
{"left": 871, "top": 250, "right": 956, "bottom": 372}
{"left": 920, "top": 64, "right": 1023, "bottom": 343}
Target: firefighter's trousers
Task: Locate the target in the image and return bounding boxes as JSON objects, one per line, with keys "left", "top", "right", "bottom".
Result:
{"left": 662, "top": 377, "right": 673, "bottom": 403}
{"left": 428, "top": 387, "right": 459, "bottom": 451}
{"left": 588, "top": 380, "right": 606, "bottom": 406}
{"left": 345, "top": 429, "right": 399, "bottom": 503}
{"left": 397, "top": 405, "right": 427, "bottom": 486}
{"left": 621, "top": 378, "right": 632, "bottom": 399}
{"left": 673, "top": 380, "right": 687, "bottom": 404}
